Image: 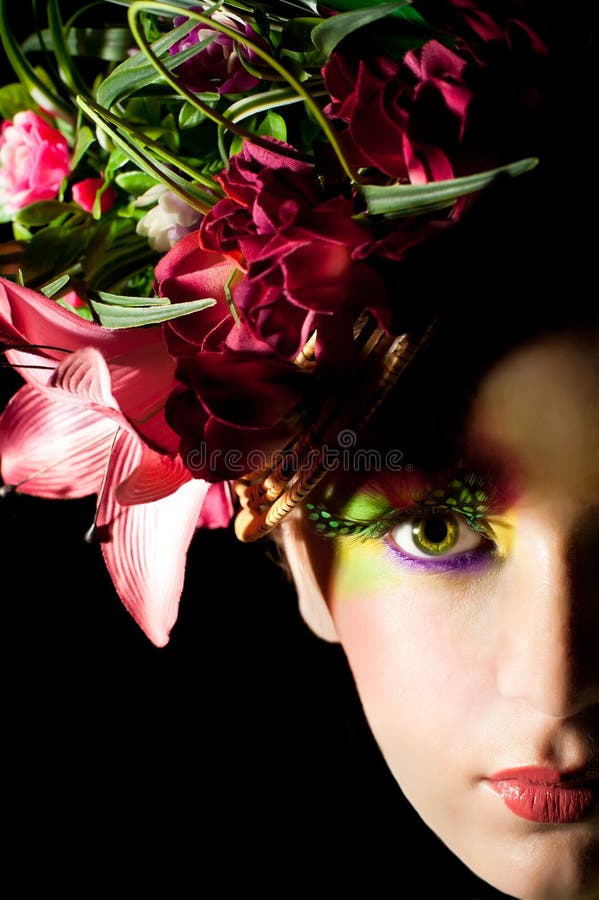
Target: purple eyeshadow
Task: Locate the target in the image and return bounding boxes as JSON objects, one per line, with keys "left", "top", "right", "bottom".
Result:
{"left": 383, "top": 538, "right": 497, "bottom": 575}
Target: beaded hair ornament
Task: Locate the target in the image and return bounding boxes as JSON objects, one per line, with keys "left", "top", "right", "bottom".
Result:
{"left": 0, "top": 0, "right": 556, "bottom": 643}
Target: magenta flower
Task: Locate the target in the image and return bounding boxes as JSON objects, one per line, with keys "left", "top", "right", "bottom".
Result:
{"left": 170, "top": 10, "right": 262, "bottom": 94}
{"left": 0, "top": 111, "right": 71, "bottom": 215}
{"left": 0, "top": 277, "right": 229, "bottom": 645}
{"left": 323, "top": 6, "right": 550, "bottom": 185}
{"left": 324, "top": 44, "right": 472, "bottom": 183}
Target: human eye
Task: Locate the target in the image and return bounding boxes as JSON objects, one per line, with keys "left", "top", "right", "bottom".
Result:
{"left": 389, "top": 511, "right": 484, "bottom": 558}
{"left": 384, "top": 510, "right": 496, "bottom": 573}
{"left": 305, "top": 468, "right": 502, "bottom": 574}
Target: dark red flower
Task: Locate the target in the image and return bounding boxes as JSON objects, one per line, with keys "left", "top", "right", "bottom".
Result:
{"left": 201, "top": 141, "right": 387, "bottom": 359}
{"left": 324, "top": 5, "right": 551, "bottom": 186}
{"left": 154, "top": 140, "right": 392, "bottom": 482}
{"left": 324, "top": 42, "right": 473, "bottom": 183}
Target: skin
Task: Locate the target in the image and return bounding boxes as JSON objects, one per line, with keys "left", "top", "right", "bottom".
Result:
{"left": 294, "top": 332, "right": 599, "bottom": 900}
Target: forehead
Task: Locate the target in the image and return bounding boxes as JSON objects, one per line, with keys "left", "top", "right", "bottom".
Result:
{"left": 321, "top": 327, "right": 598, "bottom": 505}
{"left": 467, "top": 332, "right": 599, "bottom": 499}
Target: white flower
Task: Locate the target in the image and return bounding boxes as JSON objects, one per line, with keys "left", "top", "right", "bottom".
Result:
{"left": 135, "top": 184, "right": 202, "bottom": 252}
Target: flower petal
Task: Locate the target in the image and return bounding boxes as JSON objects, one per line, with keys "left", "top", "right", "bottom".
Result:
{"left": 116, "top": 444, "right": 191, "bottom": 505}
{"left": 0, "top": 383, "right": 114, "bottom": 497}
{"left": 49, "top": 346, "right": 119, "bottom": 413}
{"left": 98, "top": 429, "right": 209, "bottom": 646}
{"left": 48, "top": 346, "right": 179, "bottom": 455}
{"left": 0, "top": 276, "right": 168, "bottom": 362}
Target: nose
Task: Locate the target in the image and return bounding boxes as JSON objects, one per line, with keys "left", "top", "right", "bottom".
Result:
{"left": 495, "top": 504, "right": 599, "bottom": 718}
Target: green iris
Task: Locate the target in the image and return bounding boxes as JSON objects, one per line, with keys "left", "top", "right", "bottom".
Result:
{"left": 411, "top": 514, "right": 459, "bottom": 555}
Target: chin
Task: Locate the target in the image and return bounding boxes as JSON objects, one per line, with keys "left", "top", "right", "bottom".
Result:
{"left": 451, "top": 824, "right": 599, "bottom": 900}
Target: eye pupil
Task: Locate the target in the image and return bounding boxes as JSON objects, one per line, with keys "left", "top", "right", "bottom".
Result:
{"left": 412, "top": 514, "right": 459, "bottom": 555}
{"left": 422, "top": 516, "right": 448, "bottom": 544}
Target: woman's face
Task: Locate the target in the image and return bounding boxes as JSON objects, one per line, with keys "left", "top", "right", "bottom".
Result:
{"left": 299, "top": 332, "right": 599, "bottom": 900}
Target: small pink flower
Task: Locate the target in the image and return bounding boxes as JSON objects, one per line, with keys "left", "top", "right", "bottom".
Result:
{"left": 72, "top": 177, "right": 116, "bottom": 214}
{"left": 0, "top": 111, "right": 71, "bottom": 214}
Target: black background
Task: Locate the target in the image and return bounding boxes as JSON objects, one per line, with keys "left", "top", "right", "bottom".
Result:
{"left": 0, "top": 4, "right": 511, "bottom": 895}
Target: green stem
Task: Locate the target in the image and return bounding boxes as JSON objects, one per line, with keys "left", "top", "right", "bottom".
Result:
{"left": 0, "top": 0, "right": 72, "bottom": 116}
{"left": 77, "top": 95, "right": 221, "bottom": 213}
{"left": 80, "top": 97, "right": 223, "bottom": 195}
{"left": 224, "top": 85, "right": 328, "bottom": 124}
{"left": 127, "top": 1, "right": 357, "bottom": 177}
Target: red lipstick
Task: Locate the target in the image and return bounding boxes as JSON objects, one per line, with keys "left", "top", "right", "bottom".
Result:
{"left": 487, "top": 767, "right": 599, "bottom": 824}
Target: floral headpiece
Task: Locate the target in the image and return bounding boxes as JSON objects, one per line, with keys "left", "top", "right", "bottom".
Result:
{"left": 0, "top": 0, "right": 558, "bottom": 644}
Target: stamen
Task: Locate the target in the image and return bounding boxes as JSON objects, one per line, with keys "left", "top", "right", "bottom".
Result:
{"left": 0, "top": 341, "right": 72, "bottom": 371}
{"left": 0, "top": 430, "right": 116, "bottom": 497}
{"left": 84, "top": 427, "right": 121, "bottom": 544}
{"left": 1, "top": 341, "right": 72, "bottom": 355}
{"left": 0, "top": 362, "right": 56, "bottom": 370}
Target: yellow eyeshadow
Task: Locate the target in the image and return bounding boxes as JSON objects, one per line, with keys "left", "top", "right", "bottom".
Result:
{"left": 487, "top": 511, "right": 517, "bottom": 557}
{"left": 334, "top": 535, "right": 391, "bottom": 596}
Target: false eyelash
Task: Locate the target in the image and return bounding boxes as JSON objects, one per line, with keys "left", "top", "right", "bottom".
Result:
{"left": 305, "top": 500, "right": 496, "bottom": 543}
{"left": 305, "top": 471, "right": 499, "bottom": 542}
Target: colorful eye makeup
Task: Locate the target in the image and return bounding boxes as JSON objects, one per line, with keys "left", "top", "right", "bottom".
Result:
{"left": 305, "top": 467, "right": 506, "bottom": 574}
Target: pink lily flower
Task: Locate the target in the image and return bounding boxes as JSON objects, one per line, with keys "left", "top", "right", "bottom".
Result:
{"left": 0, "top": 277, "right": 225, "bottom": 646}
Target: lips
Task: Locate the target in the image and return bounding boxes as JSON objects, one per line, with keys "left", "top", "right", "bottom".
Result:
{"left": 487, "top": 767, "right": 599, "bottom": 824}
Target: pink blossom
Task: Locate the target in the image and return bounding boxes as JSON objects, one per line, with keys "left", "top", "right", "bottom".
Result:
{"left": 0, "top": 111, "right": 71, "bottom": 214}
{"left": 71, "top": 177, "right": 116, "bottom": 214}
{"left": 0, "top": 277, "right": 223, "bottom": 645}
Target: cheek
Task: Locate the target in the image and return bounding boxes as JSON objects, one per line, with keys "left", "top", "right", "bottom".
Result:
{"left": 328, "top": 540, "right": 495, "bottom": 796}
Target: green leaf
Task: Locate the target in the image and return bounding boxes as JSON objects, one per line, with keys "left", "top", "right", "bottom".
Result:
{"left": 71, "top": 125, "right": 96, "bottom": 169}
{"left": 319, "top": 0, "right": 417, "bottom": 13}
{"left": 96, "top": 18, "right": 214, "bottom": 109}
{"left": 281, "top": 17, "right": 323, "bottom": 51}
{"left": 0, "top": 83, "right": 32, "bottom": 120}
{"left": 357, "top": 158, "right": 540, "bottom": 218}
{"left": 18, "top": 225, "right": 89, "bottom": 283}
{"left": 114, "top": 170, "right": 160, "bottom": 195}
{"left": 14, "top": 200, "right": 80, "bottom": 226}
{"left": 257, "top": 110, "right": 287, "bottom": 142}
{"left": 41, "top": 274, "right": 71, "bottom": 298}
{"left": 103, "top": 147, "right": 131, "bottom": 183}
{"left": 47, "top": 0, "right": 90, "bottom": 97}
{"left": 95, "top": 289, "right": 169, "bottom": 307}
{"left": 21, "top": 27, "right": 135, "bottom": 63}
{"left": 312, "top": 0, "right": 411, "bottom": 56}
{"left": 12, "top": 221, "right": 32, "bottom": 239}
{"left": 77, "top": 95, "right": 217, "bottom": 212}
{"left": 0, "top": 0, "right": 72, "bottom": 117}
{"left": 178, "top": 94, "right": 218, "bottom": 129}
{"left": 89, "top": 295, "right": 216, "bottom": 329}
